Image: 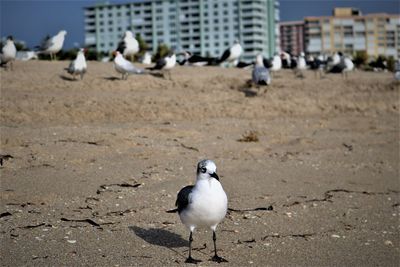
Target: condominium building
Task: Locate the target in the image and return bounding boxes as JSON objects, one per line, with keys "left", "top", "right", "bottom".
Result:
{"left": 84, "top": 0, "right": 280, "bottom": 61}
{"left": 279, "top": 21, "right": 304, "bottom": 55}
{"left": 304, "top": 8, "right": 400, "bottom": 58}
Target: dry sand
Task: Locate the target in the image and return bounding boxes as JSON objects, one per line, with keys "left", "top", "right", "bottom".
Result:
{"left": 0, "top": 61, "right": 399, "bottom": 266}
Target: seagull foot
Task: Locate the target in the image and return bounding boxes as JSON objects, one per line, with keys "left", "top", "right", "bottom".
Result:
{"left": 185, "top": 257, "right": 202, "bottom": 264}
{"left": 211, "top": 255, "right": 228, "bottom": 263}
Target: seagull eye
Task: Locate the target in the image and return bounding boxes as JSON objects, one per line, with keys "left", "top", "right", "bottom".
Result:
{"left": 200, "top": 167, "right": 207, "bottom": 173}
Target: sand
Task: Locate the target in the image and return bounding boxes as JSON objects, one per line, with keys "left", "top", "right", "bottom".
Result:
{"left": 0, "top": 61, "right": 399, "bottom": 266}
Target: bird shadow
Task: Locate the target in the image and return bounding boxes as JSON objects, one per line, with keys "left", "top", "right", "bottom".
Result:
{"left": 59, "top": 74, "right": 77, "bottom": 81}
{"left": 129, "top": 226, "right": 187, "bottom": 248}
{"left": 148, "top": 72, "right": 166, "bottom": 79}
{"left": 103, "top": 76, "right": 121, "bottom": 81}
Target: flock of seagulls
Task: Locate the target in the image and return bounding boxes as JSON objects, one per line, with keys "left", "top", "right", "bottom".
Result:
{"left": 2, "top": 29, "right": 399, "bottom": 85}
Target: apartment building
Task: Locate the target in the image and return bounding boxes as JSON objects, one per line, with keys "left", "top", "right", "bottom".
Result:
{"left": 304, "top": 8, "right": 400, "bottom": 58}
{"left": 84, "top": 0, "right": 280, "bottom": 61}
{"left": 279, "top": 21, "right": 304, "bottom": 55}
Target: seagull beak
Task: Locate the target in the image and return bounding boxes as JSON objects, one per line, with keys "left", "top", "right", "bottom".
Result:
{"left": 210, "top": 172, "right": 219, "bottom": 181}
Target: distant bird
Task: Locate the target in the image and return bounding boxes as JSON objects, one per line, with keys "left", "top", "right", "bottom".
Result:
{"left": 218, "top": 40, "right": 243, "bottom": 67}
{"left": 167, "top": 159, "right": 228, "bottom": 263}
{"left": 296, "top": 52, "right": 307, "bottom": 78}
{"left": 252, "top": 54, "right": 271, "bottom": 87}
{"left": 281, "top": 52, "right": 291, "bottom": 69}
{"left": 147, "top": 51, "right": 176, "bottom": 80}
{"left": 0, "top": 36, "right": 17, "bottom": 70}
{"left": 113, "top": 51, "right": 144, "bottom": 80}
{"left": 141, "top": 52, "right": 152, "bottom": 65}
{"left": 308, "top": 55, "right": 326, "bottom": 79}
{"left": 116, "top": 31, "right": 139, "bottom": 62}
{"left": 36, "top": 30, "right": 67, "bottom": 60}
{"left": 65, "top": 48, "right": 87, "bottom": 80}
{"left": 178, "top": 51, "right": 217, "bottom": 66}
{"left": 328, "top": 53, "right": 354, "bottom": 78}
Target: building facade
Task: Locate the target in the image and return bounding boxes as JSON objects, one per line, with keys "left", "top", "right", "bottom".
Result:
{"left": 304, "top": 8, "right": 400, "bottom": 58}
{"left": 279, "top": 21, "right": 304, "bottom": 55}
{"left": 84, "top": 0, "right": 280, "bottom": 61}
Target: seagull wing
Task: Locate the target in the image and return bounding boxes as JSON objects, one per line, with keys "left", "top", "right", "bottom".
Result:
{"left": 116, "top": 40, "right": 126, "bottom": 54}
{"left": 38, "top": 35, "right": 54, "bottom": 51}
{"left": 149, "top": 57, "right": 166, "bottom": 70}
{"left": 218, "top": 48, "right": 230, "bottom": 64}
{"left": 175, "top": 185, "right": 194, "bottom": 213}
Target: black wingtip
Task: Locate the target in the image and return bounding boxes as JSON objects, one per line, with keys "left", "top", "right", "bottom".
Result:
{"left": 166, "top": 208, "right": 178, "bottom": 213}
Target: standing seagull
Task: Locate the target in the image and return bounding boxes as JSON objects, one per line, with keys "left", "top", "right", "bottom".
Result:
{"left": 36, "top": 30, "right": 67, "bottom": 60}
{"left": 0, "top": 36, "right": 17, "bottom": 70}
{"left": 218, "top": 40, "right": 243, "bottom": 67}
{"left": 113, "top": 51, "right": 144, "bottom": 80}
{"left": 147, "top": 51, "right": 176, "bottom": 80}
{"left": 65, "top": 48, "right": 87, "bottom": 80}
{"left": 168, "top": 159, "right": 228, "bottom": 263}
{"left": 116, "top": 31, "right": 139, "bottom": 62}
{"left": 296, "top": 52, "right": 307, "bottom": 78}
{"left": 252, "top": 54, "right": 271, "bottom": 87}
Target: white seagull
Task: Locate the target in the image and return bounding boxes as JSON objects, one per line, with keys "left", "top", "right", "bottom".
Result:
{"left": 168, "top": 159, "right": 228, "bottom": 263}
{"left": 141, "top": 52, "right": 152, "bottom": 65}
{"left": 0, "top": 36, "right": 17, "bottom": 70}
{"left": 270, "top": 53, "right": 282, "bottom": 72}
{"left": 147, "top": 51, "right": 176, "bottom": 79}
{"left": 36, "top": 30, "right": 67, "bottom": 60}
{"left": 65, "top": 48, "right": 87, "bottom": 80}
{"left": 252, "top": 54, "right": 271, "bottom": 86}
{"left": 218, "top": 40, "right": 243, "bottom": 67}
{"left": 116, "top": 31, "right": 139, "bottom": 62}
{"left": 113, "top": 51, "right": 144, "bottom": 80}
{"left": 296, "top": 52, "right": 307, "bottom": 77}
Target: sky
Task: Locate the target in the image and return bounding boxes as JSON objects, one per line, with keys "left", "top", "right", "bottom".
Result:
{"left": 1, "top": 0, "right": 399, "bottom": 49}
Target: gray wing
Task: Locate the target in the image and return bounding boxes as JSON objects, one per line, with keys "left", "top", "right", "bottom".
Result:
{"left": 252, "top": 66, "right": 270, "bottom": 85}
{"left": 67, "top": 61, "right": 75, "bottom": 74}
{"left": 125, "top": 63, "right": 144, "bottom": 74}
{"left": 175, "top": 185, "right": 194, "bottom": 213}
{"left": 38, "top": 35, "right": 54, "bottom": 50}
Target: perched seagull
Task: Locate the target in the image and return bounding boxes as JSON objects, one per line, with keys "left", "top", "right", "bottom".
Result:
{"left": 36, "top": 30, "right": 67, "bottom": 60}
{"left": 328, "top": 53, "right": 354, "bottom": 78}
{"left": 0, "top": 36, "right": 17, "bottom": 70}
{"left": 296, "top": 52, "right": 307, "bottom": 78}
{"left": 113, "top": 51, "right": 144, "bottom": 80}
{"left": 141, "top": 52, "right": 152, "bottom": 65}
{"left": 116, "top": 31, "right": 139, "bottom": 62}
{"left": 167, "top": 159, "right": 228, "bottom": 264}
{"left": 281, "top": 51, "right": 292, "bottom": 69}
{"left": 218, "top": 40, "right": 243, "bottom": 67}
{"left": 270, "top": 53, "right": 282, "bottom": 72}
{"left": 65, "top": 48, "right": 87, "bottom": 80}
{"left": 252, "top": 54, "right": 271, "bottom": 86}
{"left": 147, "top": 51, "right": 176, "bottom": 79}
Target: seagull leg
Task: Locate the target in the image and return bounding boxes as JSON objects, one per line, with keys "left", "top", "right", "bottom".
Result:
{"left": 185, "top": 231, "right": 201, "bottom": 264}
{"left": 211, "top": 231, "right": 228, "bottom": 263}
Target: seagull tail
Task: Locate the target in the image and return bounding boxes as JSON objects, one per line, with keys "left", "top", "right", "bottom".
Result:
{"left": 166, "top": 208, "right": 178, "bottom": 213}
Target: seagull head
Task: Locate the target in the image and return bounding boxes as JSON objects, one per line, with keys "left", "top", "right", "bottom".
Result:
{"left": 59, "top": 30, "right": 67, "bottom": 36}
{"left": 124, "top": 31, "right": 134, "bottom": 38}
{"left": 196, "top": 159, "right": 219, "bottom": 181}
{"left": 255, "top": 54, "right": 264, "bottom": 66}
{"left": 6, "top": 36, "right": 14, "bottom": 41}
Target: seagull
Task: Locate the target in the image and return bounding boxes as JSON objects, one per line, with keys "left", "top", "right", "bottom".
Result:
{"left": 113, "top": 51, "right": 144, "bottom": 80}
{"left": 147, "top": 51, "right": 176, "bottom": 80}
{"left": 141, "top": 52, "right": 152, "bottom": 65}
{"left": 252, "top": 54, "right": 271, "bottom": 86}
{"left": 167, "top": 159, "right": 228, "bottom": 264}
{"left": 218, "top": 40, "right": 243, "bottom": 67}
{"left": 36, "top": 30, "right": 67, "bottom": 60}
{"left": 116, "top": 31, "right": 139, "bottom": 62}
{"left": 270, "top": 53, "right": 282, "bottom": 72}
{"left": 0, "top": 36, "right": 17, "bottom": 70}
{"left": 328, "top": 53, "right": 354, "bottom": 78}
{"left": 296, "top": 52, "right": 307, "bottom": 78}
{"left": 65, "top": 48, "right": 87, "bottom": 80}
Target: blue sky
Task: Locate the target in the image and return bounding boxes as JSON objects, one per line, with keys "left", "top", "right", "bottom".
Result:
{"left": 1, "top": 0, "right": 399, "bottom": 49}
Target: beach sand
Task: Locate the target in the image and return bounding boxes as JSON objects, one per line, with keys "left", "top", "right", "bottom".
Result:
{"left": 1, "top": 61, "right": 399, "bottom": 266}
